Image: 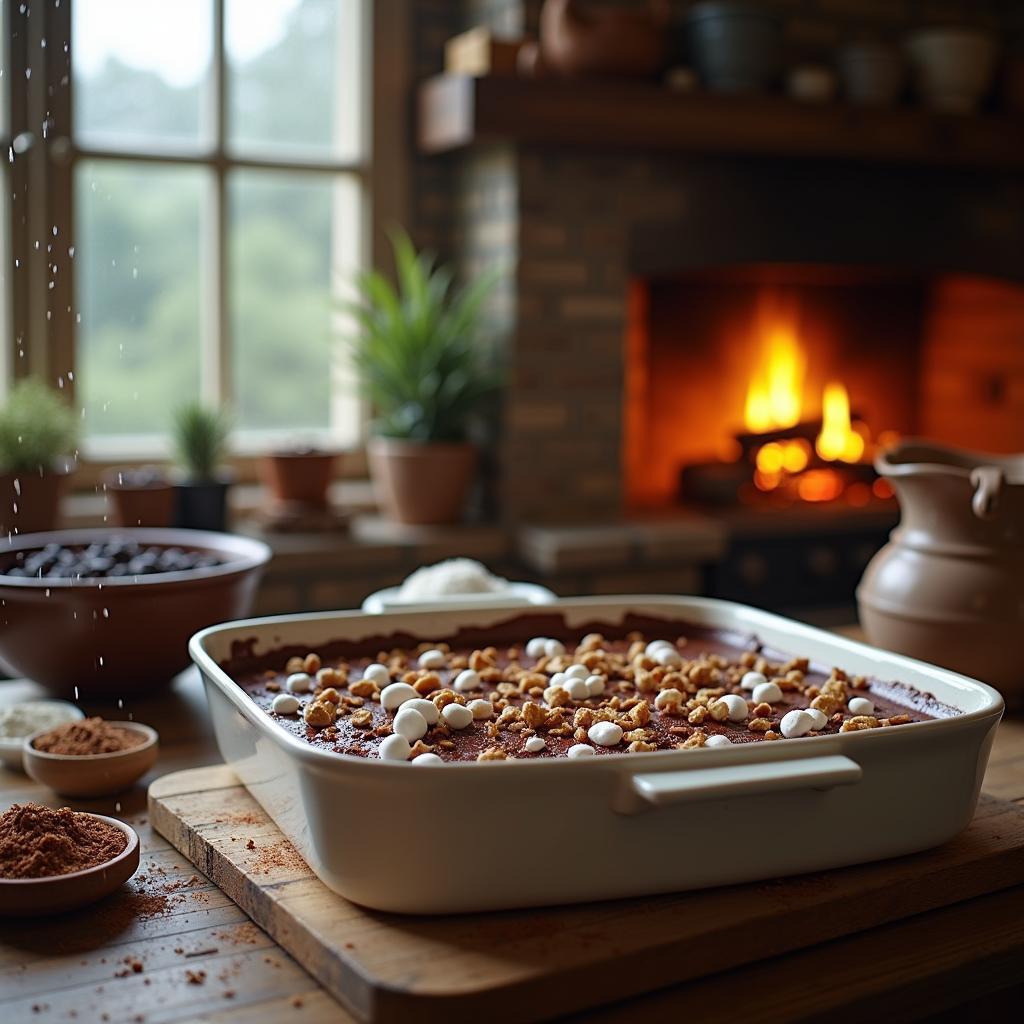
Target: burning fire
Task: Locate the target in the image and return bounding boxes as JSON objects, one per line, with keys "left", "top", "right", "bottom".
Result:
{"left": 743, "top": 326, "right": 805, "bottom": 433}
{"left": 744, "top": 318, "right": 874, "bottom": 501}
{"left": 816, "top": 382, "right": 865, "bottom": 463}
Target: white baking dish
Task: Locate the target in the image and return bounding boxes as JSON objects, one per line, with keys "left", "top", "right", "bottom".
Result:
{"left": 190, "top": 596, "right": 1003, "bottom": 914}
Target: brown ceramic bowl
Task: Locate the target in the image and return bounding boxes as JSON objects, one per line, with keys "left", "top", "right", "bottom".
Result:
{"left": 23, "top": 721, "right": 159, "bottom": 796}
{"left": 0, "top": 528, "right": 271, "bottom": 698}
{"left": 0, "top": 813, "right": 140, "bottom": 915}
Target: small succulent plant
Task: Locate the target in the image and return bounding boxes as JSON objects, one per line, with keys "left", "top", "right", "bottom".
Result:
{"left": 171, "top": 402, "right": 232, "bottom": 481}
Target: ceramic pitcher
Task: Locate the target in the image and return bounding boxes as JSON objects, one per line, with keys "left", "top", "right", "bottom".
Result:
{"left": 857, "top": 440, "right": 1024, "bottom": 706}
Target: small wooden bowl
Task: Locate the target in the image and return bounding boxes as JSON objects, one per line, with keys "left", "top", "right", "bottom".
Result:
{"left": 23, "top": 722, "right": 159, "bottom": 797}
{"left": 0, "top": 814, "right": 140, "bottom": 915}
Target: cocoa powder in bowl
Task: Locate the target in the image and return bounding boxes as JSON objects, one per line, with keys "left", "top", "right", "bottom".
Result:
{"left": 32, "top": 717, "right": 147, "bottom": 756}
{"left": 0, "top": 803, "right": 127, "bottom": 879}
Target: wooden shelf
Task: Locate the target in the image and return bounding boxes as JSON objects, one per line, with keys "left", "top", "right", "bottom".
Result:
{"left": 418, "top": 74, "right": 1024, "bottom": 169}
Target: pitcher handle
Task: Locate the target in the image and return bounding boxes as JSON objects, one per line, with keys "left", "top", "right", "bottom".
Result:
{"left": 970, "top": 465, "right": 1003, "bottom": 519}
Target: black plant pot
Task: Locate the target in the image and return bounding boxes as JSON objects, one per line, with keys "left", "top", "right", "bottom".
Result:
{"left": 174, "top": 478, "right": 231, "bottom": 532}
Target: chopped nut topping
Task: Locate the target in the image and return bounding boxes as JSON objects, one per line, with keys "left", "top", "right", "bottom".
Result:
{"left": 348, "top": 679, "right": 378, "bottom": 698}
{"left": 840, "top": 715, "right": 881, "bottom": 732}
{"left": 477, "top": 747, "right": 507, "bottom": 761}
{"left": 350, "top": 708, "right": 373, "bottom": 729}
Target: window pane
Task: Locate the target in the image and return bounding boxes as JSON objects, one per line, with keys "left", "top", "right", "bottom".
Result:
{"left": 229, "top": 170, "right": 361, "bottom": 438}
{"left": 73, "top": 0, "right": 213, "bottom": 151}
{"left": 226, "top": 0, "right": 364, "bottom": 162}
{"left": 0, "top": 165, "right": 8, "bottom": 395}
{"left": 76, "top": 161, "right": 205, "bottom": 439}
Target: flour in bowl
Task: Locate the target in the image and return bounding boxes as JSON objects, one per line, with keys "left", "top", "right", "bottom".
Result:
{"left": 395, "top": 559, "right": 510, "bottom": 601}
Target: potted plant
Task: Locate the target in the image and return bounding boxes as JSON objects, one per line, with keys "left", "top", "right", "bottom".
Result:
{"left": 0, "top": 378, "right": 78, "bottom": 536}
{"left": 103, "top": 465, "right": 176, "bottom": 527}
{"left": 171, "top": 402, "right": 233, "bottom": 532}
{"left": 345, "top": 231, "right": 500, "bottom": 525}
{"left": 261, "top": 444, "right": 337, "bottom": 510}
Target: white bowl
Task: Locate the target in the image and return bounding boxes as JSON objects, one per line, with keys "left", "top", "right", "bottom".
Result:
{"left": 361, "top": 580, "right": 556, "bottom": 613}
{"left": 0, "top": 700, "right": 84, "bottom": 771}
{"left": 907, "top": 28, "right": 998, "bottom": 113}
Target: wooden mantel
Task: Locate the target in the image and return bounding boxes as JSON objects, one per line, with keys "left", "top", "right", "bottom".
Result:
{"left": 418, "top": 73, "right": 1024, "bottom": 169}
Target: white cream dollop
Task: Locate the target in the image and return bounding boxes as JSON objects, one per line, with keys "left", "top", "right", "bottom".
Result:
{"left": 453, "top": 669, "right": 482, "bottom": 692}
{"left": 780, "top": 709, "right": 815, "bottom": 738}
{"left": 468, "top": 698, "right": 493, "bottom": 720}
{"left": 441, "top": 703, "right": 473, "bottom": 730}
{"left": 587, "top": 721, "right": 623, "bottom": 747}
{"left": 412, "top": 752, "right": 444, "bottom": 765}
{"left": 380, "top": 682, "right": 418, "bottom": 712}
{"left": 378, "top": 734, "right": 411, "bottom": 761}
{"left": 285, "top": 673, "right": 312, "bottom": 694}
{"left": 404, "top": 698, "right": 440, "bottom": 726}
{"left": 752, "top": 681, "right": 784, "bottom": 705}
{"left": 563, "top": 676, "right": 590, "bottom": 701}
{"left": 705, "top": 734, "right": 732, "bottom": 747}
{"left": 719, "top": 693, "right": 749, "bottom": 722}
{"left": 585, "top": 674, "right": 605, "bottom": 698}
{"left": 564, "top": 664, "right": 589, "bottom": 680}
{"left": 526, "top": 637, "right": 548, "bottom": 658}
{"left": 848, "top": 696, "right": 875, "bottom": 716}
{"left": 392, "top": 707, "right": 428, "bottom": 742}
{"left": 566, "top": 743, "right": 595, "bottom": 759}
{"left": 271, "top": 693, "right": 300, "bottom": 715}
{"left": 740, "top": 671, "right": 767, "bottom": 691}
{"left": 362, "top": 663, "right": 391, "bottom": 687}
{"left": 544, "top": 638, "right": 566, "bottom": 658}
{"left": 418, "top": 649, "right": 446, "bottom": 670}
{"left": 804, "top": 707, "right": 828, "bottom": 730}
{"left": 524, "top": 736, "right": 546, "bottom": 753}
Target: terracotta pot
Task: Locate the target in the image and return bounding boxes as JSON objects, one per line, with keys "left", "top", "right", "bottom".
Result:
{"left": 368, "top": 437, "right": 476, "bottom": 526}
{"left": 0, "top": 468, "right": 68, "bottom": 536}
{"left": 261, "top": 451, "right": 337, "bottom": 508}
{"left": 540, "top": 0, "right": 670, "bottom": 78}
{"left": 104, "top": 468, "right": 176, "bottom": 528}
{"left": 857, "top": 440, "right": 1024, "bottom": 707}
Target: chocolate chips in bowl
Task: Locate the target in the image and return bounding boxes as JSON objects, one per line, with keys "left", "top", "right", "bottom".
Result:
{"left": 0, "top": 802, "right": 140, "bottom": 916}
{"left": 0, "top": 527, "right": 271, "bottom": 698}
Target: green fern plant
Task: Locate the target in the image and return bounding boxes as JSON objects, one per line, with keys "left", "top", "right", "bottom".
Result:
{"left": 172, "top": 402, "right": 231, "bottom": 481}
{"left": 343, "top": 230, "right": 500, "bottom": 443}
{"left": 0, "top": 378, "right": 79, "bottom": 474}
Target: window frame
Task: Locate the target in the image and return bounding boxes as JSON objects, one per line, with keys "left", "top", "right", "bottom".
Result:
{"left": 4, "top": 0, "right": 408, "bottom": 486}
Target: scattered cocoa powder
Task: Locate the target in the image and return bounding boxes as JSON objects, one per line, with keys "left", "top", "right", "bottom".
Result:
{"left": 32, "top": 717, "right": 147, "bottom": 756}
{"left": 0, "top": 803, "right": 127, "bottom": 879}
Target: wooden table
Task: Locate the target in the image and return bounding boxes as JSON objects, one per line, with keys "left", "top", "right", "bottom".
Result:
{"left": 3, "top": 667, "right": 1024, "bottom": 1023}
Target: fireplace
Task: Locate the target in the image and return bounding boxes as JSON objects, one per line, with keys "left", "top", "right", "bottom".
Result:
{"left": 625, "top": 267, "right": 1024, "bottom": 514}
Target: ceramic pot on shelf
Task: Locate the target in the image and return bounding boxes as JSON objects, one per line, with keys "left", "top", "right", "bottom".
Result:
{"left": 857, "top": 440, "right": 1024, "bottom": 707}
{"left": 539, "top": 0, "right": 670, "bottom": 78}
{"left": 837, "top": 41, "right": 906, "bottom": 107}
{"left": 906, "top": 28, "right": 999, "bottom": 114}
{"left": 261, "top": 450, "right": 337, "bottom": 509}
{"left": 368, "top": 436, "right": 476, "bottom": 526}
{"left": 686, "top": 0, "right": 782, "bottom": 94}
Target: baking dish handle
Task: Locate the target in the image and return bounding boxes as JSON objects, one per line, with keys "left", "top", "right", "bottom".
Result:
{"left": 614, "top": 754, "right": 862, "bottom": 815}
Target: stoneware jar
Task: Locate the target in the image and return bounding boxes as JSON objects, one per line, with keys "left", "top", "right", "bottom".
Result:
{"left": 857, "top": 440, "right": 1024, "bottom": 707}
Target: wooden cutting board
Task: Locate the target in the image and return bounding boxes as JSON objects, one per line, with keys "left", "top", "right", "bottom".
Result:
{"left": 149, "top": 765, "right": 1024, "bottom": 1024}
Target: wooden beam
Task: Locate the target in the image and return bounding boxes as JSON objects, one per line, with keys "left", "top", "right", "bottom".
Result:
{"left": 418, "top": 74, "right": 1024, "bottom": 169}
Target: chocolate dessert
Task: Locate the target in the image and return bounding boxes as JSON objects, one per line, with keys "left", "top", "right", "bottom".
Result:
{"left": 227, "top": 617, "right": 960, "bottom": 763}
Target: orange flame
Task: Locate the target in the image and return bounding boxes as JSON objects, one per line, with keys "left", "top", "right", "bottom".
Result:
{"left": 815, "top": 382, "right": 864, "bottom": 463}
{"left": 744, "top": 325, "right": 805, "bottom": 433}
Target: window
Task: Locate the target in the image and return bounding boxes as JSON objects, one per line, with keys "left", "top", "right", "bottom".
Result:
{"left": 4, "top": 0, "right": 376, "bottom": 459}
